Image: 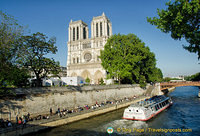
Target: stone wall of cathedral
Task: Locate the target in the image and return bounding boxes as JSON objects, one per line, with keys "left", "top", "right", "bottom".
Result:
{"left": 67, "top": 13, "right": 112, "bottom": 84}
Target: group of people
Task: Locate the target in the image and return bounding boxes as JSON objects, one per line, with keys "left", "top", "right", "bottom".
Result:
{"left": 0, "top": 95, "right": 139, "bottom": 131}
{"left": 15, "top": 112, "right": 30, "bottom": 128}
{"left": 0, "top": 118, "right": 12, "bottom": 128}
{"left": 50, "top": 95, "right": 138, "bottom": 118}
{"left": 0, "top": 112, "right": 30, "bottom": 130}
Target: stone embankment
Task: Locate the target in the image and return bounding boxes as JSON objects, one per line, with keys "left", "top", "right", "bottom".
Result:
{"left": 168, "top": 87, "right": 176, "bottom": 92}
{"left": 161, "top": 87, "right": 176, "bottom": 94}
{"left": 0, "top": 84, "right": 152, "bottom": 120}
{"left": 1, "top": 95, "right": 149, "bottom": 136}
{"left": 0, "top": 84, "right": 161, "bottom": 136}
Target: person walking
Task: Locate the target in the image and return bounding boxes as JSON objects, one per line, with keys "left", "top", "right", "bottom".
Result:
{"left": 50, "top": 108, "right": 53, "bottom": 116}
{"left": 23, "top": 118, "right": 26, "bottom": 128}
{"left": 16, "top": 115, "right": 18, "bottom": 124}
{"left": 27, "top": 112, "right": 30, "bottom": 120}
{"left": 57, "top": 108, "right": 60, "bottom": 117}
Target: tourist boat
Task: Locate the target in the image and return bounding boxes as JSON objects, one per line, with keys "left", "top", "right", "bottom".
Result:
{"left": 198, "top": 90, "right": 200, "bottom": 98}
{"left": 123, "top": 95, "right": 173, "bottom": 121}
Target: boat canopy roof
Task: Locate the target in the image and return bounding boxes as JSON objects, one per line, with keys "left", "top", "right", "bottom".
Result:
{"left": 130, "top": 95, "right": 169, "bottom": 108}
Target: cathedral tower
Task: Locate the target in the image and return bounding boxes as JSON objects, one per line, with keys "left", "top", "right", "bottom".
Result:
{"left": 67, "top": 13, "right": 112, "bottom": 84}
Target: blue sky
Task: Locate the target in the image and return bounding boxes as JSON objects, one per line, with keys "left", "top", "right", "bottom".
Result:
{"left": 1, "top": 0, "right": 199, "bottom": 77}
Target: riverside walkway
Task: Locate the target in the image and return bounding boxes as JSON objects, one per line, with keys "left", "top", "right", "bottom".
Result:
{"left": 0, "top": 95, "right": 149, "bottom": 136}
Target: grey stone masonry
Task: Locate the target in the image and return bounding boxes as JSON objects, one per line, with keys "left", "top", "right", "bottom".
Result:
{"left": 0, "top": 84, "right": 161, "bottom": 120}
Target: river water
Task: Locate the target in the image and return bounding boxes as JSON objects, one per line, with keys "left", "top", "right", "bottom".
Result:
{"left": 36, "top": 86, "right": 200, "bottom": 136}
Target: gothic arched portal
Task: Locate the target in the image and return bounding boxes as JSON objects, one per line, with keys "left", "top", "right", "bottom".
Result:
{"left": 94, "top": 70, "right": 104, "bottom": 84}
{"left": 81, "top": 70, "right": 91, "bottom": 82}
{"left": 71, "top": 72, "right": 77, "bottom": 77}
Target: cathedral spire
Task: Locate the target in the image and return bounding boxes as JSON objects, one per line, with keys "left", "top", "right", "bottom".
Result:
{"left": 102, "top": 12, "right": 105, "bottom": 16}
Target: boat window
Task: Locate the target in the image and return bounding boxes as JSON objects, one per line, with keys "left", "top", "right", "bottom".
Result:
{"left": 159, "top": 103, "right": 162, "bottom": 108}
{"left": 129, "top": 110, "right": 131, "bottom": 112}
{"left": 157, "top": 104, "right": 160, "bottom": 109}
{"left": 155, "top": 105, "right": 158, "bottom": 111}
{"left": 136, "top": 110, "right": 138, "bottom": 112}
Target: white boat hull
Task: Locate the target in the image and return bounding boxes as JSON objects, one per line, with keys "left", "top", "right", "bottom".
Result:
{"left": 123, "top": 95, "right": 172, "bottom": 121}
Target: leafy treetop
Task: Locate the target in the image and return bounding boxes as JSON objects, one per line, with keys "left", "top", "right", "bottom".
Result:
{"left": 100, "top": 34, "right": 163, "bottom": 87}
{"left": 0, "top": 11, "right": 29, "bottom": 87}
{"left": 18, "top": 32, "right": 60, "bottom": 87}
{"left": 147, "top": 0, "right": 200, "bottom": 59}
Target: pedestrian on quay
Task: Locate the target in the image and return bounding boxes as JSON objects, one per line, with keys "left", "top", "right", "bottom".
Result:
{"left": 50, "top": 108, "right": 53, "bottom": 116}
{"left": 23, "top": 118, "right": 26, "bottom": 128}
{"left": 5, "top": 119, "right": 9, "bottom": 127}
{"left": 18, "top": 117, "right": 22, "bottom": 125}
{"left": 16, "top": 115, "right": 18, "bottom": 124}
{"left": 8, "top": 121, "right": 12, "bottom": 127}
{"left": 57, "top": 108, "right": 60, "bottom": 117}
{"left": 27, "top": 112, "right": 30, "bottom": 120}
{"left": 18, "top": 119, "right": 22, "bottom": 125}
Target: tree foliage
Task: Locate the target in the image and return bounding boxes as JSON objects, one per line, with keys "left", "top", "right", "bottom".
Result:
{"left": 0, "top": 11, "right": 60, "bottom": 89}
{"left": 18, "top": 32, "right": 60, "bottom": 87}
{"left": 185, "top": 72, "right": 200, "bottom": 81}
{"left": 162, "top": 77, "right": 172, "bottom": 82}
{"left": 100, "top": 34, "right": 163, "bottom": 87}
{"left": 99, "top": 78, "right": 105, "bottom": 85}
{"left": 0, "top": 11, "right": 30, "bottom": 87}
{"left": 147, "top": 0, "right": 200, "bottom": 59}
{"left": 162, "top": 77, "right": 183, "bottom": 82}
{"left": 85, "top": 77, "right": 90, "bottom": 84}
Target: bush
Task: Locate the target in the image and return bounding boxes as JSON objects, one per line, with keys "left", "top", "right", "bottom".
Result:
{"left": 99, "top": 78, "right": 105, "bottom": 85}
{"left": 85, "top": 77, "right": 90, "bottom": 84}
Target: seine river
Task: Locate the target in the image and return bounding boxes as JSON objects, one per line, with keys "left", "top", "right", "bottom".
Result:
{"left": 35, "top": 86, "right": 200, "bottom": 136}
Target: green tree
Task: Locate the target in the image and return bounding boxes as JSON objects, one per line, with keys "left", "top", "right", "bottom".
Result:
{"left": 18, "top": 32, "right": 60, "bottom": 87}
{"left": 191, "top": 72, "right": 200, "bottom": 81}
{"left": 148, "top": 67, "right": 163, "bottom": 83}
{"left": 99, "top": 78, "right": 105, "bottom": 85}
{"left": 147, "top": 0, "right": 200, "bottom": 59}
{"left": 8, "top": 66, "right": 30, "bottom": 87}
{"left": 100, "top": 34, "right": 162, "bottom": 87}
{"left": 85, "top": 77, "right": 90, "bottom": 84}
{"left": 0, "top": 11, "right": 30, "bottom": 87}
{"left": 163, "top": 77, "right": 172, "bottom": 82}
{"left": 185, "top": 72, "right": 200, "bottom": 81}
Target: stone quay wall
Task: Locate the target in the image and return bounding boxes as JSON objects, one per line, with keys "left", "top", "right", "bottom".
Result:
{"left": 0, "top": 84, "right": 160, "bottom": 120}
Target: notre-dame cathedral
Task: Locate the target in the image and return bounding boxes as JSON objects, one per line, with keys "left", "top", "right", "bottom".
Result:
{"left": 67, "top": 13, "right": 112, "bottom": 84}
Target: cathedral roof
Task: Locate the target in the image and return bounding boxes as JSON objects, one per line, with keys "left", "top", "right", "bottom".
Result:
{"left": 92, "top": 12, "right": 110, "bottom": 21}
{"left": 69, "top": 12, "right": 111, "bottom": 26}
{"left": 69, "top": 20, "right": 88, "bottom": 26}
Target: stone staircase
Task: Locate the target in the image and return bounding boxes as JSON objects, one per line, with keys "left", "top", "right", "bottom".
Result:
{"left": 145, "top": 85, "right": 155, "bottom": 96}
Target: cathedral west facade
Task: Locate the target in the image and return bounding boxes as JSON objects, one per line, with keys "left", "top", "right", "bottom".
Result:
{"left": 67, "top": 13, "right": 112, "bottom": 84}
